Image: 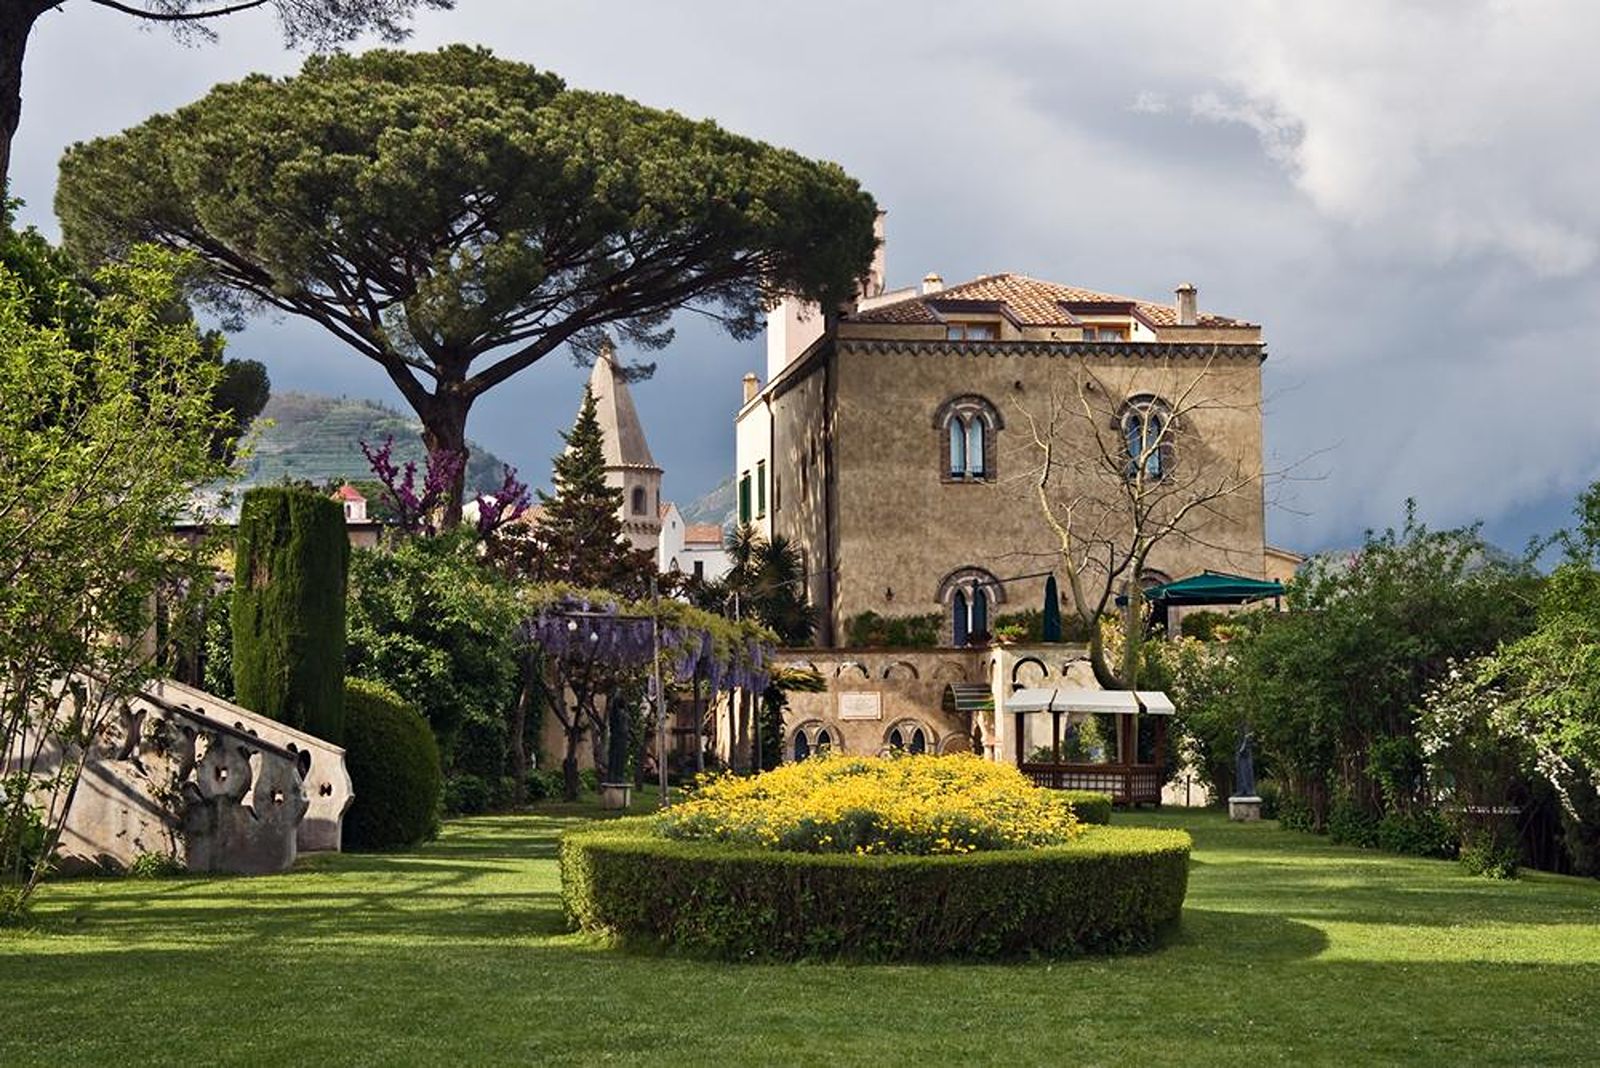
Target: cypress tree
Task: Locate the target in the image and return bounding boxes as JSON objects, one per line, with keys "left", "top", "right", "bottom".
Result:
{"left": 1043, "top": 574, "right": 1063, "bottom": 643}
{"left": 231, "top": 487, "right": 349, "bottom": 741}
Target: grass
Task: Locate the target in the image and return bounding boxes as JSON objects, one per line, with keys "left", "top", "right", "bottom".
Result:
{"left": 3, "top": 807, "right": 1599, "bottom": 1066}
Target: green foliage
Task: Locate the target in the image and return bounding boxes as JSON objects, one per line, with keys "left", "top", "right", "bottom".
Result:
{"left": 127, "top": 851, "right": 185, "bottom": 879}
{"left": 514, "top": 386, "right": 651, "bottom": 595}
{"left": 0, "top": 243, "right": 228, "bottom": 914}
{"left": 0, "top": 206, "right": 266, "bottom": 460}
{"left": 1062, "top": 790, "right": 1113, "bottom": 825}
{"left": 1459, "top": 837, "right": 1520, "bottom": 879}
{"left": 442, "top": 774, "right": 496, "bottom": 816}
{"left": 1179, "top": 610, "right": 1233, "bottom": 641}
{"left": 525, "top": 770, "right": 564, "bottom": 803}
{"left": 843, "top": 611, "right": 942, "bottom": 648}
{"left": 561, "top": 819, "right": 1189, "bottom": 960}
{"left": 346, "top": 532, "right": 520, "bottom": 776}
{"left": 231, "top": 487, "right": 349, "bottom": 741}
{"left": 1326, "top": 798, "right": 1381, "bottom": 849}
{"left": 341, "top": 679, "right": 442, "bottom": 849}
{"left": 1375, "top": 810, "right": 1457, "bottom": 859}
{"left": 58, "top": 46, "right": 877, "bottom": 514}
{"left": 721, "top": 526, "right": 815, "bottom": 645}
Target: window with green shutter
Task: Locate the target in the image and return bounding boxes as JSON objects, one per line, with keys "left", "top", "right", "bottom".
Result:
{"left": 739, "top": 472, "right": 751, "bottom": 523}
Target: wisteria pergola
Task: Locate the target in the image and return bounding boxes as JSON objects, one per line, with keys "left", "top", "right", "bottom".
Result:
{"left": 521, "top": 591, "right": 776, "bottom": 803}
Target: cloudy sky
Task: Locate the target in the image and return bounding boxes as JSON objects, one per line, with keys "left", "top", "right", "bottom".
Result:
{"left": 13, "top": 0, "right": 1600, "bottom": 553}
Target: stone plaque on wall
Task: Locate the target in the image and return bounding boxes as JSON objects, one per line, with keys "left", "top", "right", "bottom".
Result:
{"left": 838, "top": 692, "right": 883, "bottom": 721}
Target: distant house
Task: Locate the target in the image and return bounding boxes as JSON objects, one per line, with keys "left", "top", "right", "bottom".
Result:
{"left": 657, "top": 502, "right": 730, "bottom": 582}
{"left": 329, "top": 484, "right": 381, "bottom": 549}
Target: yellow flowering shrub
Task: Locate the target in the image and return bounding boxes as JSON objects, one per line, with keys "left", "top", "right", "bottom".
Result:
{"left": 661, "top": 754, "right": 1082, "bottom": 855}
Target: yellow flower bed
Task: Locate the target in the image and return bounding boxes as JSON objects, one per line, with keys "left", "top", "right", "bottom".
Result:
{"left": 661, "top": 754, "right": 1082, "bottom": 855}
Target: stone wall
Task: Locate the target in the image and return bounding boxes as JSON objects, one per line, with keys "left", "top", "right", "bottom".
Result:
{"left": 827, "top": 342, "right": 1266, "bottom": 640}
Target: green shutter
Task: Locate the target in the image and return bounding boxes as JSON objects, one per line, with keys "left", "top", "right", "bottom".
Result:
{"left": 739, "top": 473, "right": 751, "bottom": 523}
{"left": 756, "top": 461, "right": 767, "bottom": 516}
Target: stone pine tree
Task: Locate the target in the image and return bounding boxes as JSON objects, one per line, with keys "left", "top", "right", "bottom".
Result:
{"left": 231, "top": 487, "right": 350, "bottom": 742}
{"left": 1, "top": 0, "right": 450, "bottom": 188}
{"left": 56, "top": 46, "right": 878, "bottom": 525}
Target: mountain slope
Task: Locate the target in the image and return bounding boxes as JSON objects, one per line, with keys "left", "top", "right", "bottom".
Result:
{"left": 237, "top": 392, "right": 513, "bottom": 495}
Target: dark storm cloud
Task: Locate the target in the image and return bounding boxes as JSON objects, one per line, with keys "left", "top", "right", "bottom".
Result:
{"left": 13, "top": 1, "right": 1600, "bottom": 552}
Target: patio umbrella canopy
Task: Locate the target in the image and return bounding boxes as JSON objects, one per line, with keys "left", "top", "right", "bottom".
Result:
{"left": 1005, "top": 688, "right": 1175, "bottom": 716}
{"left": 1118, "top": 571, "right": 1284, "bottom": 607}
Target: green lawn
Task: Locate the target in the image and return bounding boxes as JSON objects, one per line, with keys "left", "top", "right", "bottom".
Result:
{"left": 4, "top": 808, "right": 1598, "bottom": 1066}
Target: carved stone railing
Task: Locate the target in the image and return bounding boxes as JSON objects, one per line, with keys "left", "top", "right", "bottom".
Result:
{"left": 11, "top": 675, "right": 351, "bottom": 875}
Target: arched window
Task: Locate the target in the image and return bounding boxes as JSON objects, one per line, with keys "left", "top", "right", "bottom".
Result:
{"left": 631, "top": 486, "right": 647, "bottom": 515}
{"left": 934, "top": 395, "right": 1002, "bottom": 481}
{"left": 1120, "top": 395, "right": 1173, "bottom": 483}
{"left": 792, "top": 721, "right": 839, "bottom": 762}
{"left": 938, "top": 567, "right": 1005, "bottom": 646}
{"left": 886, "top": 720, "right": 933, "bottom": 755}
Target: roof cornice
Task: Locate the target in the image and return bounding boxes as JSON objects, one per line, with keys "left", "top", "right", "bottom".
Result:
{"left": 837, "top": 338, "right": 1268, "bottom": 362}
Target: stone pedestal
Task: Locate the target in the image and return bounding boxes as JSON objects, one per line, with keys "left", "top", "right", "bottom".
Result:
{"left": 600, "top": 782, "right": 633, "bottom": 810}
{"left": 1228, "top": 795, "right": 1263, "bottom": 822}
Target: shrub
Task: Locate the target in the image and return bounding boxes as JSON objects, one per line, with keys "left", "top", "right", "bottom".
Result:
{"left": 663, "top": 755, "right": 1079, "bottom": 855}
{"left": 1062, "top": 790, "right": 1112, "bottom": 825}
{"left": 1460, "top": 837, "right": 1520, "bottom": 879}
{"left": 1277, "top": 794, "right": 1315, "bottom": 832}
{"left": 128, "top": 851, "right": 186, "bottom": 878}
{"left": 1256, "top": 780, "right": 1281, "bottom": 820}
{"left": 1326, "top": 799, "right": 1380, "bottom": 848}
{"left": 443, "top": 773, "right": 493, "bottom": 816}
{"left": 232, "top": 487, "right": 349, "bottom": 741}
{"left": 562, "top": 818, "right": 1189, "bottom": 961}
{"left": 579, "top": 768, "right": 601, "bottom": 794}
{"left": 342, "top": 678, "right": 442, "bottom": 849}
{"left": 843, "top": 611, "right": 942, "bottom": 648}
{"left": 1375, "top": 810, "right": 1458, "bottom": 859}
{"left": 526, "top": 769, "right": 564, "bottom": 803}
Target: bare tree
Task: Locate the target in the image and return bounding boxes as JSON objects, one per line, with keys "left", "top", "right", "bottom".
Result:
{"left": 1017, "top": 349, "right": 1268, "bottom": 690}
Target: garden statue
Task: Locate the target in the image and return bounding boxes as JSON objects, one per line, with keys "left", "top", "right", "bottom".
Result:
{"left": 1229, "top": 727, "right": 1262, "bottom": 821}
{"left": 1235, "top": 727, "right": 1257, "bottom": 797}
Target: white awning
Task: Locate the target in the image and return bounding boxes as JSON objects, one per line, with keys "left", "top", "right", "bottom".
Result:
{"left": 1004, "top": 688, "right": 1175, "bottom": 716}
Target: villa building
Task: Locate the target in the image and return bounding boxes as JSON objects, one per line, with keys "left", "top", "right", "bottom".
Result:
{"left": 729, "top": 222, "right": 1291, "bottom": 794}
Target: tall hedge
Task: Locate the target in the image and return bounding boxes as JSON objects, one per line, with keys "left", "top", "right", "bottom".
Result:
{"left": 232, "top": 486, "right": 349, "bottom": 742}
{"left": 342, "top": 678, "right": 442, "bottom": 850}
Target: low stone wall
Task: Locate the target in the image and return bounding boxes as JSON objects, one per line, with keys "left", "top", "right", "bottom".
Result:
{"left": 774, "top": 648, "right": 983, "bottom": 759}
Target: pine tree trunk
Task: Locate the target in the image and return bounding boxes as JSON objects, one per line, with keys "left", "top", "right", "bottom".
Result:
{"left": 0, "top": 7, "right": 43, "bottom": 192}
{"left": 420, "top": 391, "right": 472, "bottom": 530}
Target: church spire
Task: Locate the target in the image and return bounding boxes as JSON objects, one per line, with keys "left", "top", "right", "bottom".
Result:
{"left": 587, "top": 340, "right": 661, "bottom": 473}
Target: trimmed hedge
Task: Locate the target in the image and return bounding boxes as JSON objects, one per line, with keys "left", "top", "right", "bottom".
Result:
{"left": 232, "top": 487, "right": 349, "bottom": 741}
{"left": 1062, "top": 790, "right": 1113, "bottom": 825}
{"left": 341, "top": 679, "right": 442, "bottom": 850}
{"left": 560, "top": 819, "right": 1190, "bottom": 961}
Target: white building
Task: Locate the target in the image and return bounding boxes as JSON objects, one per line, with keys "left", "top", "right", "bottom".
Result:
{"left": 657, "top": 501, "right": 731, "bottom": 582}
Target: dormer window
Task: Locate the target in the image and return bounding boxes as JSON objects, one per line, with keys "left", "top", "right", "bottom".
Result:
{"left": 1082, "top": 325, "right": 1129, "bottom": 341}
{"left": 945, "top": 322, "right": 997, "bottom": 341}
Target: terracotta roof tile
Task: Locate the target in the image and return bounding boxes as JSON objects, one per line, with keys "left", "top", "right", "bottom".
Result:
{"left": 849, "top": 273, "right": 1254, "bottom": 329}
{"left": 683, "top": 524, "right": 726, "bottom": 546}
{"left": 332, "top": 483, "right": 365, "bottom": 502}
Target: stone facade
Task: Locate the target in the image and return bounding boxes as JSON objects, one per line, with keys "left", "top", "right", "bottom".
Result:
{"left": 737, "top": 269, "right": 1270, "bottom": 647}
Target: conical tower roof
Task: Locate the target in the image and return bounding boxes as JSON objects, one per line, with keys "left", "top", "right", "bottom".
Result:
{"left": 587, "top": 343, "right": 660, "bottom": 472}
